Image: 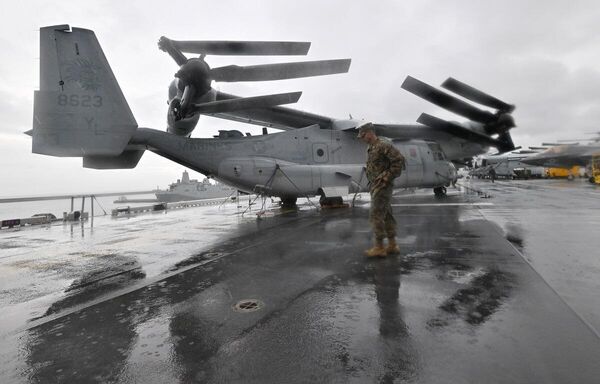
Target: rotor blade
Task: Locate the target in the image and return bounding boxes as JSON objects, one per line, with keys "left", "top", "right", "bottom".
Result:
{"left": 441, "top": 77, "right": 514, "bottom": 112}
{"left": 416, "top": 113, "right": 501, "bottom": 148}
{"left": 171, "top": 40, "right": 311, "bottom": 56}
{"left": 402, "top": 76, "right": 496, "bottom": 124}
{"left": 210, "top": 59, "right": 351, "bottom": 82}
{"left": 497, "top": 132, "right": 517, "bottom": 153}
{"left": 190, "top": 91, "right": 302, "bottom": 114}
{"left": 529, "top": 146, "right": 547, "bottom": 150}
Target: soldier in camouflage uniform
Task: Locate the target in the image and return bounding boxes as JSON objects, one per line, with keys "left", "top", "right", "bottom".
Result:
{"left": 358, "top": 123, "right": 406, "bottom": 257}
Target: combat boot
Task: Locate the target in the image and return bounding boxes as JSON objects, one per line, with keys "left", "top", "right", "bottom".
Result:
{"left": 365, "top": 240, "right": 387, "bottom": 258}
{"left": 386, "top": 238, "right": 400, "bottom": 255}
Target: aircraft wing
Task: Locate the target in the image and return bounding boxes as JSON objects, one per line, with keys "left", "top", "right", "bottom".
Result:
{"left": 522, "top": 145, "right": 600, "bottom": 168}
{"left": 374, "top": 124, "right": 455, "bottom": 141}
{"left": 207, "top": 91, "right": 334, "bottom": 130}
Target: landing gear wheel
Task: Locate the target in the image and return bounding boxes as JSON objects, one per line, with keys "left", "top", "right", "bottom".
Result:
{"left": 319, "top": 196, "right": 344, "bottom": 208}
{"left": 280, "top": 197, "right": 298, "bottom": 209}
{"left": 433, "top": 186, "right": 447, "bottom": 197}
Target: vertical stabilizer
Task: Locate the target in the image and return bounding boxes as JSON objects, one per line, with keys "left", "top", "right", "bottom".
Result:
{"left": 33, "top": 25, "right": 137, "bottom": 156}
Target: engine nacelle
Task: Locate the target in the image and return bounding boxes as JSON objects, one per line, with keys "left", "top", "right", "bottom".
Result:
{"left": 166, "top": 78, "right": 216, "bottom": 136}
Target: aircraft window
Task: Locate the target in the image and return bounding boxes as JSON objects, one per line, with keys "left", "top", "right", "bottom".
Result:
{"left": 427, "top": 143, "right": 442, "bottom": 153}
{"left": 316, "top": 149, "right": 325, "bottom": 157}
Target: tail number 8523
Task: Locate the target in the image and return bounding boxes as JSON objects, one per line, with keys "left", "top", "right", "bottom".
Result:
{"left": 57, "top": 94, "right": 103, "bottom": 108}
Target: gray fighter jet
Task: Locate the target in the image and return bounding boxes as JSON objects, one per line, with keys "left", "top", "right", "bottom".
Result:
{"left": 30, "top": 25, "right": 517, "bottom": 205}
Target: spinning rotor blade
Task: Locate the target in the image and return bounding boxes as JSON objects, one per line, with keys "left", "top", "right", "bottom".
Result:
{"left": 210, "top": 59, "right": 351, "bottom": 82}
{"left": 191, "top": 91, "right": 302, "bottom": 114}
{"left": 441, "top": 77, "right": 514, "bottom": 112}
{"left": 417, "top": 113, "right": 501, "bottom": 148}
{"left": 171, "top": 40, "right": 311, "bottom": 56}
{"left": 402, "top": 76, "right": 496, "bottom": 124}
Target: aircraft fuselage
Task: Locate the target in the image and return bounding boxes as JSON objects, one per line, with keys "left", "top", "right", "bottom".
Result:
{"left": 130, "top": 125, "right": 455, "bottom": 198}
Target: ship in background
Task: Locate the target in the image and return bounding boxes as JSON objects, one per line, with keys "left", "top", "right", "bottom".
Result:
{"left": 155, "top": 170, "right": 236, "bottom": 202}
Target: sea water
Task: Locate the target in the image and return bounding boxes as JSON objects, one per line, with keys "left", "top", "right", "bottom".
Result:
{"left": 0, "top": 194, "right": 157, "bottom": 221}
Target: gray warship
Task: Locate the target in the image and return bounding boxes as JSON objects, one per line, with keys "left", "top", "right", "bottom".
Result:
{"left": 155, "top": 170, "right": 236, "bottom": 202}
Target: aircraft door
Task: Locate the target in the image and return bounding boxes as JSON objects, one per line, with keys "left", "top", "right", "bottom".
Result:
{"left": 312, "top": 143, "right": 329, "bottom": 163}
{"left": 404, "top": 145, "right": 424, "bottom": 185}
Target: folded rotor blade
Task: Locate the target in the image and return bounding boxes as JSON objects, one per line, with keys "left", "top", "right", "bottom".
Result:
{"left": 190, "top": 91, "right": 302, "bottom": 114}
{"left": 210, "top": 59, "right": 351, "bottom": 82}
{"left": 441, "top": 77, "right": 514, "bottom": 112}
{"left": 171, "top": 40, "right": 311, "bottom": 56}
{"left": 417, "top": 113, "right": 501, "bottom": 148}
{"left": 496, "top": 132, "right": 517, "bottom": 153}
{"left": 402, "top": 76, "right": 496, "bottom": 124}
{"left": 529, "top": 146, "right": 547, "bottom": 150}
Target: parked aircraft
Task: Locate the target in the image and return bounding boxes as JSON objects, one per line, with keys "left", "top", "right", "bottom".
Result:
{"left": 473, "top": 151, "right": 545, "bottom": 179}
{"left": 29, "top": 25, "right": 519, "bottom": 205}
{"left": 523, "top": 143, "right": 600, "bottom": 184}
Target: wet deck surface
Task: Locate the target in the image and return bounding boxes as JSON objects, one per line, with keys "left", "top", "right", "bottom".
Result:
{"left": 1, "top": 179, "right": 600, "bottom": 383}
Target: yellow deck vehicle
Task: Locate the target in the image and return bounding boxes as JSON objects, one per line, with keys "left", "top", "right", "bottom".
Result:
{"left": 546, "top": 166, "right": 579, "bottom": 179}
{"left": 592, "top": 155, "right": 600, "bottom": 184}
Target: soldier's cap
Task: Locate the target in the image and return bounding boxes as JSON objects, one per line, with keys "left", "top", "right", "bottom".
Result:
{"left": 357, "top": 122, "right": 375, "bottom": 138}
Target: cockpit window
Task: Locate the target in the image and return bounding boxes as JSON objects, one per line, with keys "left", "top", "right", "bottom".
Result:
{"left": 427, "top": 143, "right": 442, "bottom": 152}
{"left": 427, "top": 142, "right": 446, "bottom": 161}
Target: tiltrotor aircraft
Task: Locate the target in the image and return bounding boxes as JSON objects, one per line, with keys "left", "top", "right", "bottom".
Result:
{"left": 30, "top": 25, "right": 518, "bottom": 206}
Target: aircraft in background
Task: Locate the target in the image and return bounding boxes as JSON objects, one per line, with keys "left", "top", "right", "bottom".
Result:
{"left": 472, "top": 150, "right": 545, "bottom": 180}
{"left": 522, "top": 139, "right": 600, "bottom": 184}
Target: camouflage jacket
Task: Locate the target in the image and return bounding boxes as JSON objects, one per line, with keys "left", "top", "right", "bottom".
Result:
{"left": 366, "top": 139, "right": 406, "bottom": 189}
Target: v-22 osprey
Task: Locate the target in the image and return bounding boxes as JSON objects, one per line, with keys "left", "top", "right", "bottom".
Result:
{"left": 30, "top": 25, "right": 518, "bottom": 206}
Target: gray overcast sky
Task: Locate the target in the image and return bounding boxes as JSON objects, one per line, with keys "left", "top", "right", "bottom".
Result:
{"left": 2, "top": 0, "right": 600, "bottom": 197}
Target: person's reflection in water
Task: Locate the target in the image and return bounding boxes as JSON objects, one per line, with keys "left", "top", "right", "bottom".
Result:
{"left": 372, "top": 257, "right": 406, "bottom": 338}
{"left": 368, "top": 257, "right": 418, "bottom": 383}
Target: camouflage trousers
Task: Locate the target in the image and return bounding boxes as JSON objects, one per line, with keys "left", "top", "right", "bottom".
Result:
{"left": 369, "top": 184, "right": 396, "bottom": 242}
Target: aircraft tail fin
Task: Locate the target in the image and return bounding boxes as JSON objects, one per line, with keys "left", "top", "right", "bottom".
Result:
{"left": 33, "top": 25, "right": 138, "bottom": 158}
